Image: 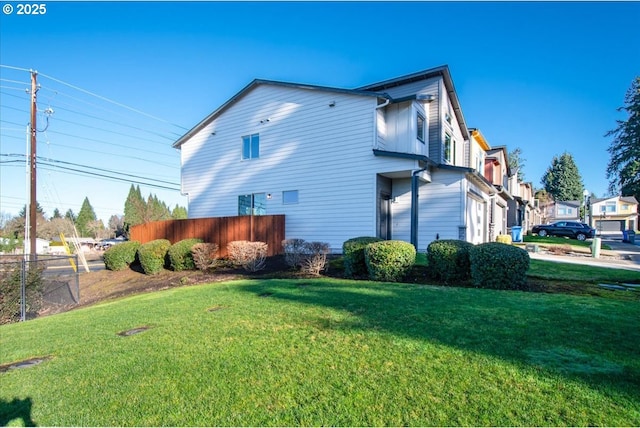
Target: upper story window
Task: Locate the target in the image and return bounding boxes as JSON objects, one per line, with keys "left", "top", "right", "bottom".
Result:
{"left": 416, "top": 113, "right": 425, "bottom": 143}
{"left": 242, "top": 134, "right": 259, "bottom": 159}
{"left": 622, "top": 204, "right": 630, "bottom": 210}
{"left": 445, "top": 112, "right": 452, "bottom": 125}
{"left": 600, "top": 202, "right": 616, "bottom": 213}
{"left": 558, "top": 207, "right": 573, "bottom": 216}
{"left": 444, "top": 133, "right": 455, "bottom": 163}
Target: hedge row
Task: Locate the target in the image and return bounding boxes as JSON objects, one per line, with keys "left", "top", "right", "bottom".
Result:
{"left": 426, "top": 239, "right": 530, "bottom": 290}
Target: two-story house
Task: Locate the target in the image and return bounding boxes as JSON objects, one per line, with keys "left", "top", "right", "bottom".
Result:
{"left": 546, "top": 200, "right": 581, "bottom": 222}
{"left": 591, "top": 196, "right": 638, "bottom": 232}
{"left": 173, "top": 66, "right": 497, "bottom": 252}
{"left": 483, "top": 145, "right": 512, "bottom": 240}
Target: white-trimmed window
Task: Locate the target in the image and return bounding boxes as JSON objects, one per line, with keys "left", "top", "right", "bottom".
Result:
{"left": 238, "top": 193, "right": 266, "bottom": 215}
{"left": 444, "top": 133, "right": 455, "bottom": 163}
{"left": 416, "top": 113, "right": 425, "bottom": 143}
{"left": 283, "top": 190, "right": 299, "bottom": 205}
{"left": 600, "top": 202, "right": 616, "bottom": 213}
{"left": 242, "top": 134, "right": 259, "bottom": 159}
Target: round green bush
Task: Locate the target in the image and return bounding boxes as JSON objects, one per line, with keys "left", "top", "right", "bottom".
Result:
{"left": 138, "top": 239, "right": 171, "bottom": 275}
{"left": 364, "top": 240, "right": 416, "bottom": 282}
{"left": 167, "top": 238, "right": 203, "bottom": 271}
{"left": 103, "top": 241, "right": 141, "bottom": 271}
{"left": 342, "top": 236, "right": 383, "bottom": 277}
{"left": 469, "top": 242, "right": 530, "bottom": 290}
{"left": 426, "top": 239, "right": 474, "bottom": 283}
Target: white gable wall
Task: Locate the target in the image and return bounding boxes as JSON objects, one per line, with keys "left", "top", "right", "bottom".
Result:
{"left": 179, "top": 84, "right": 413, "bottom": 251}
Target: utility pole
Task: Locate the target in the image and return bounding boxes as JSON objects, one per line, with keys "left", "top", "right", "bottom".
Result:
{"left": 29, "top": 70, "right": 38, "bottom": 259}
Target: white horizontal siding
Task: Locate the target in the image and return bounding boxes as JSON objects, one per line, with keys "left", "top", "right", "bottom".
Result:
{"left": 180, "top": 84, "right": 389, "bottom": 252}
{"left": 381, "top": 78, "right": 440, "bottom": 100}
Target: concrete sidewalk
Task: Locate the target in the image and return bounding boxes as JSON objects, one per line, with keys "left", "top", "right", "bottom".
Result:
{"left": 526, "top": 234, "right": 640, "bottom": 273}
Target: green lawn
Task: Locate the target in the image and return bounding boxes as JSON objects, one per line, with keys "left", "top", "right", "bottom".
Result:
{"left": 1, "top": 277, "right": 639, "bottom": 426}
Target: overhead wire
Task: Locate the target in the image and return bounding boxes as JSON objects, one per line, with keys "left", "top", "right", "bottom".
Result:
{"left": 1, "top": 65, "right": 188, "bottom": 219}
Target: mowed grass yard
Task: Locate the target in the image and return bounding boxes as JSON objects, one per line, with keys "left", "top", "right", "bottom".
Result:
{"left": 1, "top": 273, "right": 640, "bottom": 426}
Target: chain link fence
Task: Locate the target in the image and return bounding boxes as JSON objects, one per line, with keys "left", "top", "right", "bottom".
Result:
{"left": 0, "top": 254, "right": 80, "bottom": 324}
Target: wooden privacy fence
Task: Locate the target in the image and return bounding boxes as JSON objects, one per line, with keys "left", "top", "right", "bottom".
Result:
{"left": 129, "top": 215, "right": 285, "bottom": 257}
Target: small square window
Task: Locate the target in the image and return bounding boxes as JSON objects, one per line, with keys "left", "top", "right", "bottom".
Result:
{"left": 416, "top": 113, "right": 425, "bottom": 143}
{"left": 283, "top": 190, "right": 299, "bottom": 204}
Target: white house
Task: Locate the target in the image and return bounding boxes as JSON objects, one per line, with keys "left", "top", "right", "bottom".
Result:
{"left": 173, "top": 66, "right": 497, "bottom": 252}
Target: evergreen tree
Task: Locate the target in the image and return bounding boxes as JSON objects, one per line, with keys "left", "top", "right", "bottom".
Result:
{"left": 51, "top": 208, "right": 62, "bottom": 219}
{"left": 18, "top": 202, "right": 45, "bottom": 218}
{"left": 76, "top": 197, "right": 97, "bottom": 237}
{"left": 541, "top": 152, "right": 585, "bottom": 201}
{"left": 606, "top": 76, "right": 640, "bottom": 202}
{"left": 508, "top": 147, "right": 527, "bottom": 181}
{"left": 172, "top": 205, "right": 188, "bottom": 219}
{"left": 65, "top": 209, "right": 77, "bottom": 223}
{"left": 124, "top": 184, "right": 146, "bottom": 230}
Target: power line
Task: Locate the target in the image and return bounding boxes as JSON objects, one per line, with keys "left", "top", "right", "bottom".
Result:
{"left": 38, "top": 72, "right": 189, "bottom": 131}
{"left": 1, "top": 153, "right": 179, "bottom": 186}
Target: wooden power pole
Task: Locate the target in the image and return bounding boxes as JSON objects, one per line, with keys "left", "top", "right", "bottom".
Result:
{"left": 29, "top": 70, "right": 38, "bottom": 259}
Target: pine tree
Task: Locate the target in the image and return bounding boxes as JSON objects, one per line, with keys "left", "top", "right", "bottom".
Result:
{"left": 541, "top": 152, "right": 584, "bottom": 201}
{"left": 508, "top": 147, "right": 526, "bottom": 181}
{"left": 76, "top": 197, "right": 97, "bottom": 237}
{"left": 65, "top": 209, "right": 77, "bottom": 223}
{"left": 124, "top": 184, "right": 146, "bottom": 230}
{"left": 172, "top": 205, "right": 188, "bottom": 219}
{"left": 606, "top": 76, "right": 640, "bottom": 202}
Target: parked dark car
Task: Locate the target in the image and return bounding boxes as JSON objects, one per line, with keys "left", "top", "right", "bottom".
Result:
{"left": 531, "top": 221, "right": 595, "bottom": 241}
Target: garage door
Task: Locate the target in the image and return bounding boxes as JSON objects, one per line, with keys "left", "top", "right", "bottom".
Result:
{"left": 596, "top": 220, "right": 625, "bottom": 231}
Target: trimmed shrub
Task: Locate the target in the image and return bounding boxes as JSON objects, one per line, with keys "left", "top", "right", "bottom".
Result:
{"left": 496, "top": 234, "right": 512, "bottom": 244}
{"left": 282, "top": 238, "right": 307, "bottom": 269}
{"left": 343, "top": 236, "right": 383, "bottom": 277}
{"left": 426, "top": 239, "right": 474, "bottom": 283}
{"left": 227, "top": 241, "right": 268, "bottom": 272}
{"left": 191, "top": 243, "right": 219, "bottom": 271}
{"left": 364, "top": 240, "right": 416, "bottom": 282}
{"left": 301, "top": 241, "right": 330, "bottom": 276}
{"left": 138, "top": 239, "right": 171, "bottom": 275}
{"left": 168, "top": 238, "right": 203, "bottom": 271}
{"left": 103, "top": 240, "right": 141, "bottom": 271}
{"left": 469, "top": 242, "right": 530, "bottom": 290}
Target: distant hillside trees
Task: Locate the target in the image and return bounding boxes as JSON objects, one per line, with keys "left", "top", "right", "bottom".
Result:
{"left": 123, "top": 184, "right": 188, "bottom": 235}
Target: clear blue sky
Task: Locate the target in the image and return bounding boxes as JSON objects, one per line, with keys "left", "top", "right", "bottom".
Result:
{"left": 1, "top": 1, "right": 639, "bottom": 224}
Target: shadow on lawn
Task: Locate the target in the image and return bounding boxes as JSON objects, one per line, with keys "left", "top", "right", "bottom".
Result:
{"left": 239, "top": 279, "right": 640, "bottom": 399}
{"left": 0, "top": 397, "right": 36, "bottom": 427}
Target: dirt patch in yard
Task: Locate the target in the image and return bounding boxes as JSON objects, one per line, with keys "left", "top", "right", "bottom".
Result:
{"left": 76, "top": 255, "right": 317, "bottom": 309}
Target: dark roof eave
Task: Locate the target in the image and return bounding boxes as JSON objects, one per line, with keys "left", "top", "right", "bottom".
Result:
{"left": 372, "top": 149, "right": 437, "bottom": 167}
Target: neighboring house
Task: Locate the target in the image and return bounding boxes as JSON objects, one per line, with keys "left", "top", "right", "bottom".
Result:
{"left": 590, "top": 196, "right": 638, "bottom": 232}
{"left": 173, "top": 65, "right": 497, "bottom": 252}
{"left": 548, "top": 200, "right": 581, "bottom": 222}
{"left": 483, "top": 145, "right": 512, "bottom": 240}
{"left": 506, "top": 175, "right": 541, "bottom": 233}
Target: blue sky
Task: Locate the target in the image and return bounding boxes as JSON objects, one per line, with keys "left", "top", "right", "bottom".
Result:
{"left": 1, "top": 1, "right": 639, "bottom": 223}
